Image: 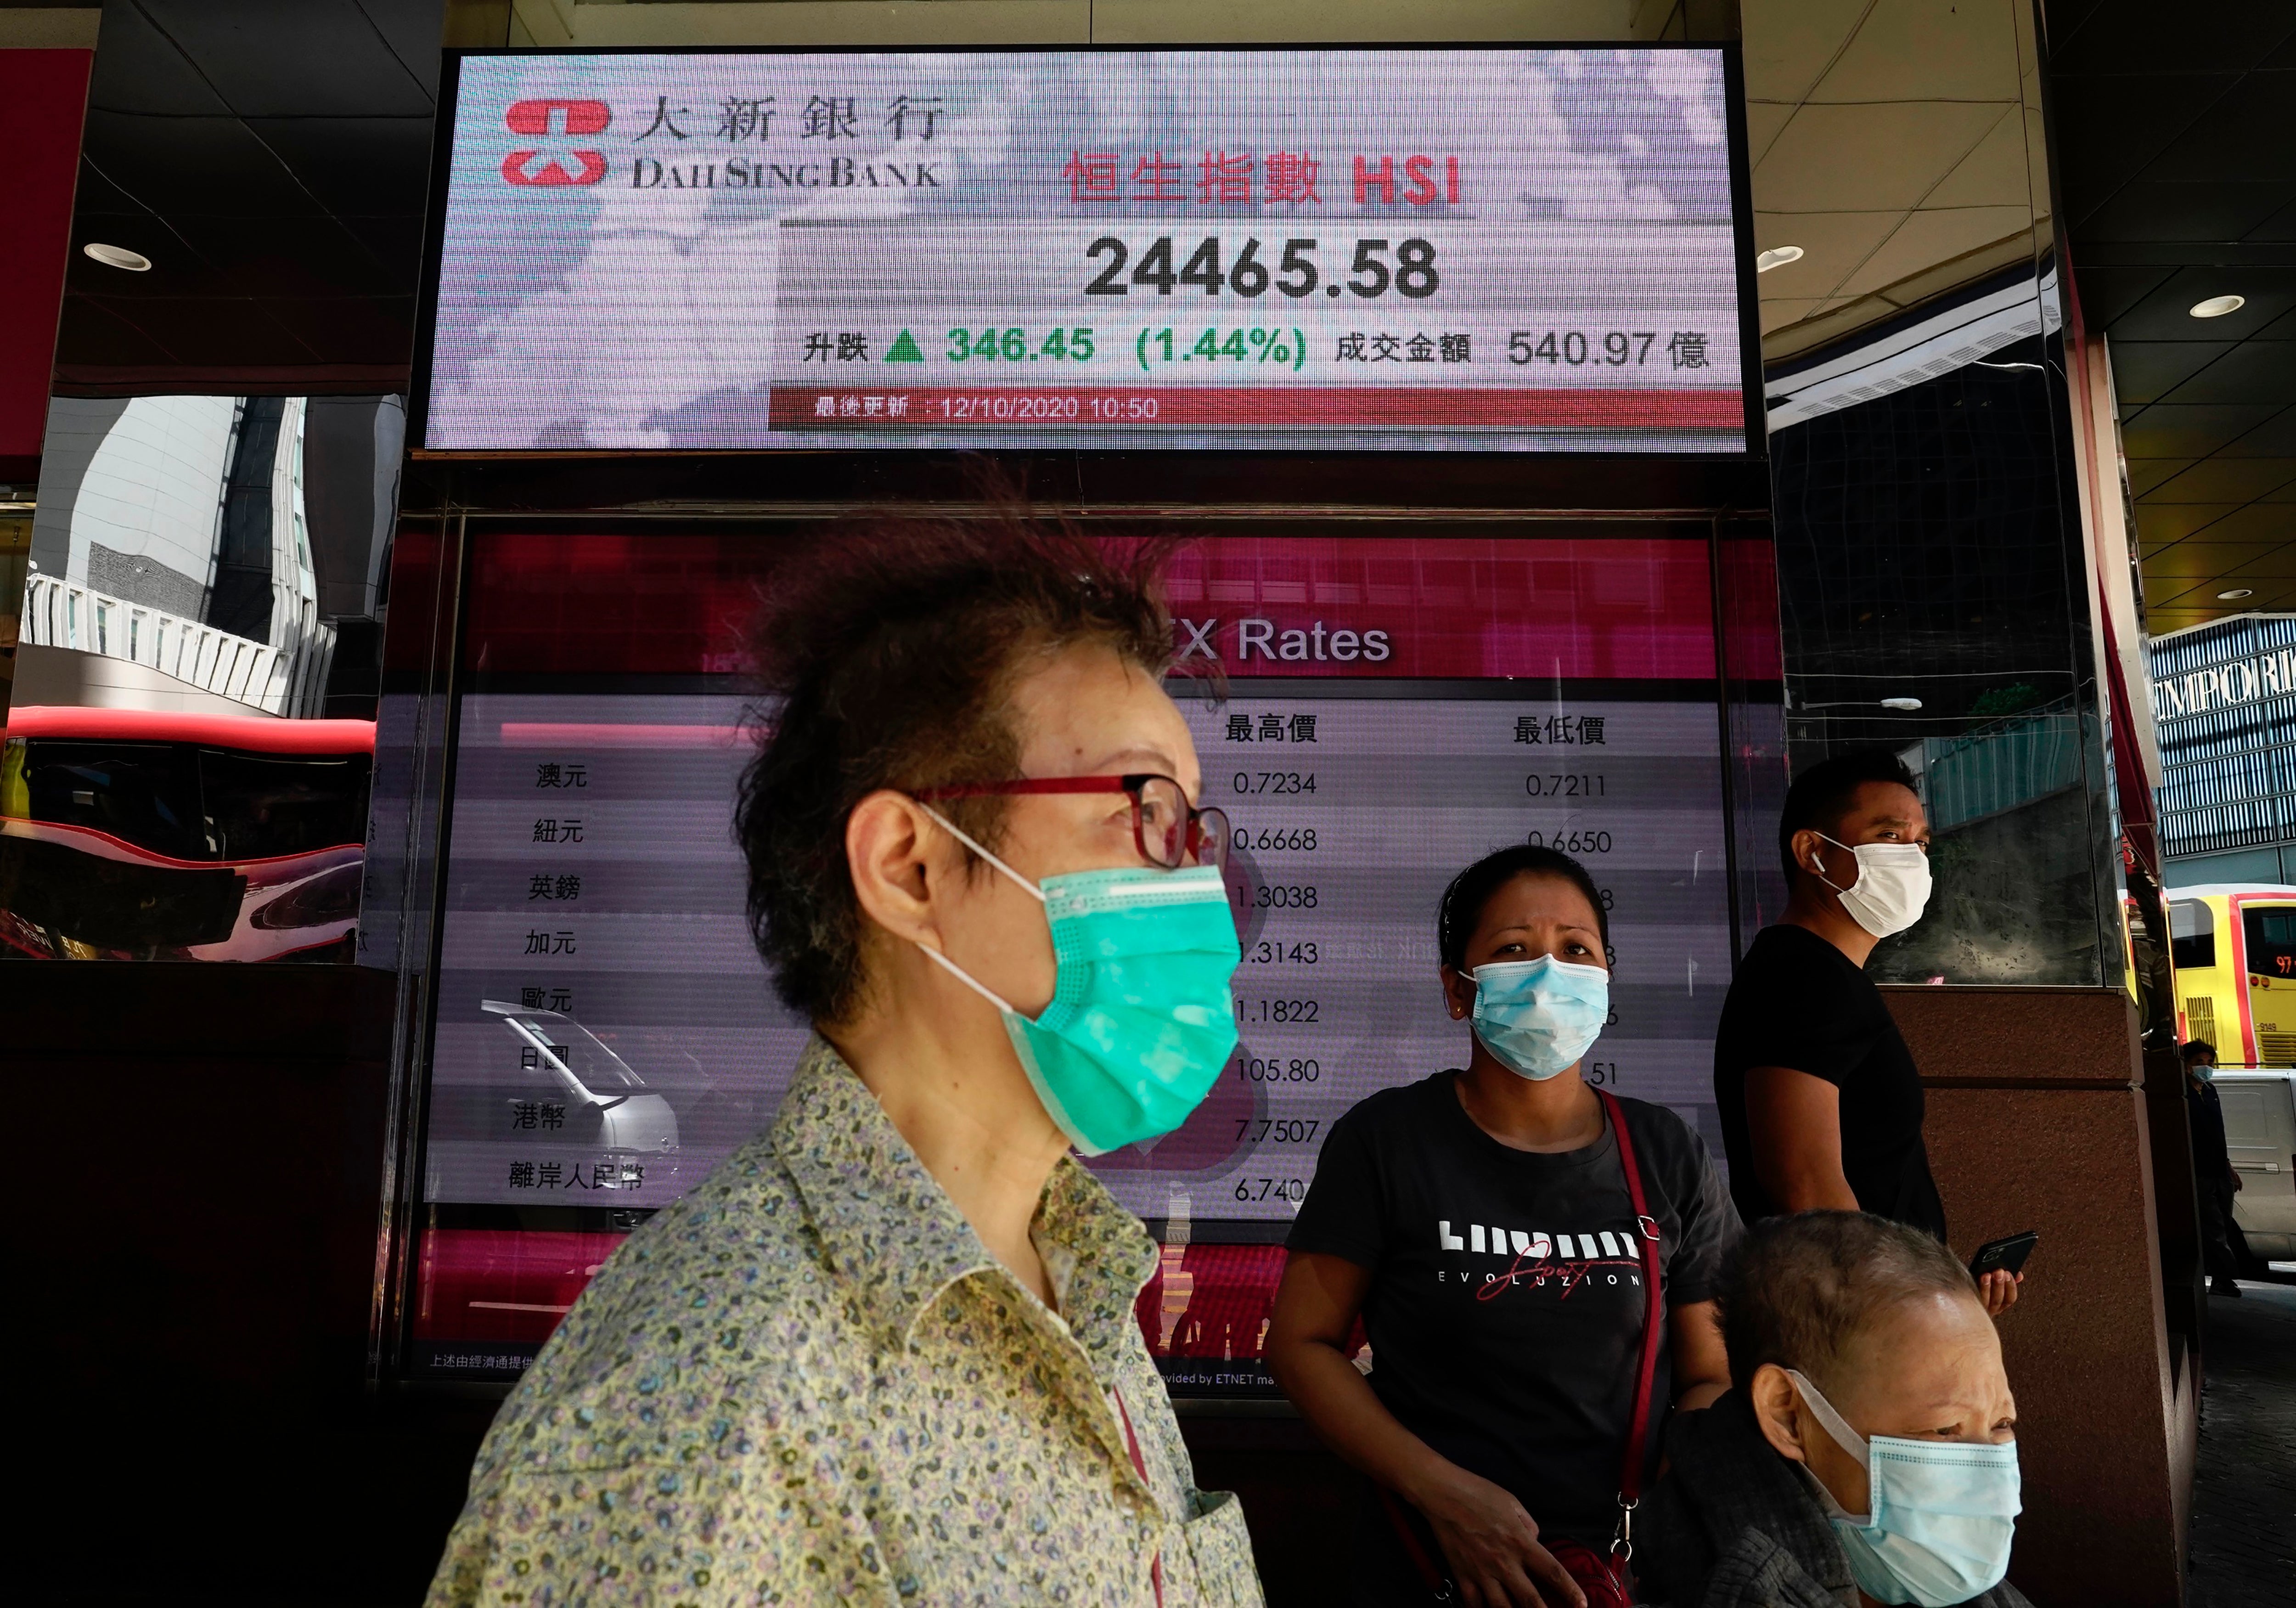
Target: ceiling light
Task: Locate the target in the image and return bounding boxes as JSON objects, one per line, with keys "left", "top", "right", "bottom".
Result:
{"left": 1756, "top": 245, "right": 1805, "bottom": 273}
{"left": 2188, "top": 294, "right": 2245, "bottom": 319}
{"left": 2217, "top": 588, "right": 2254, "bottom": 600}
{"left": 83, "top": 242, "right": 151, "bottom": 272}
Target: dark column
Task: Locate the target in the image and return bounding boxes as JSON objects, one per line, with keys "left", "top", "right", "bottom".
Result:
{"left": 1887, "top": 985, "right": 2194, "bottom": 1608}
{"left": 0, "top": 41, "right": 91, "bottom": 487}
{"left": 207, "top": 395, "right": 284, "bottom": 643}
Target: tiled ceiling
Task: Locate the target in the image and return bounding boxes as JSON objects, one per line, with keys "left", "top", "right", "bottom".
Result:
{"left": 1741, "top": 0, "right": 2049, "bottom": 362}
{"left": 53, "top": 0, "right": 442, "bottom": 395}
{"left": 2048, "top": 1, "right": 2296, "bottom": 635}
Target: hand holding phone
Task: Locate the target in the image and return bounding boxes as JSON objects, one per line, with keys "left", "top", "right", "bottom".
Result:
{"left": 1968, "top": 1231, "right": 2036, "bottom": 1316}
{"left": 1969, "top": 1230, "right": 2039, "bottom": 1279}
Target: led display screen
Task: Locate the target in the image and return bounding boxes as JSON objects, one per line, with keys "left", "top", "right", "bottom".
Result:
{"left": 421, "top": 49, "right": 1751, "bottom": 455}
{"left": 404, "top": 530, "right": 1775, "bottom": 1386}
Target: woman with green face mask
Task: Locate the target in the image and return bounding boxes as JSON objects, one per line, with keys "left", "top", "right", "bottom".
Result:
{"left": 427, "top": 515, "right": 1264, "bottom": 1608}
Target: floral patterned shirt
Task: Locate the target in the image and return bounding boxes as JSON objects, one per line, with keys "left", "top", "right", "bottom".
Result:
{"left": 427, "top": 1036, "right": 1263, "bottom": 1608}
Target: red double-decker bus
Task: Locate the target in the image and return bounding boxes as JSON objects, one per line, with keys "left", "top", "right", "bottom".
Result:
{"left": 0, "top": 706, "right": 374, "bottom": 961}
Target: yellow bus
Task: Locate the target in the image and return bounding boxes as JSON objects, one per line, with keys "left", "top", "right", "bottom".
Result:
{"left": 2168, "top": 885, "right": 2296, "bottom": 1067}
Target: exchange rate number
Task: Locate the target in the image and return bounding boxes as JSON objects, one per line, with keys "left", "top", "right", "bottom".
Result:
{"left": 1525, "top": 829, "right": 1614, "bottom": 854}
{"left": 1239, "top": 998, "right": 1320, "bottom": 1024}
{"left": 1524, "top": 773, "right": 1606, "bottom": 798}
{"left": 1238, "top": 1056, "right": 1321, "bottom": 1082}
{"left": 1235, "top": 1176, "right": 1308, "bottom": 1203}
{"left": 1086, "top": 236, "right": 1438, "bottom": 300}
{"left": 1252, "top": 885, "right": 1319, "bottom": 909}
{"left": 1234, "top": 772, "right": 1316, "bottom": 795}
{"left": 1248, "top": 940, "right": 1320, "bottom": 966}
{"left": 1235, "top": 826, "right": 1317, "bottom": 852}
{"left": 1235, "top": 1117, "right": 1322, "bottom": 1145}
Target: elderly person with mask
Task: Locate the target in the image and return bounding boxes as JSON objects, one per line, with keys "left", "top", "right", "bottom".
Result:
{"left": 1638, "top": 1211, "right": 2029, "bottom": 1608}
{"left": 427, "top": 517, "right": 1261, "bottom": 1607}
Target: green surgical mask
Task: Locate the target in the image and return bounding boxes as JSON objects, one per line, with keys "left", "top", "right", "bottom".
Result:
{"left": 917, "top": 806, "right": 1242, "bottom": 1155}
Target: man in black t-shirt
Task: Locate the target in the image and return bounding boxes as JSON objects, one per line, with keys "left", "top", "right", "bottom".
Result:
{"left": 1712, "top": 748, "right": 2021, "bottom": 1315}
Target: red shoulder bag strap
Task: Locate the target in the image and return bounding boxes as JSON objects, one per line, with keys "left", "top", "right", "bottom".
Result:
{"left": 1377, "top": 1485, "right": 1456, "bottom": 1601}
{"left": 1598, "top": 1087, "right": 1666, "bottom": 1567}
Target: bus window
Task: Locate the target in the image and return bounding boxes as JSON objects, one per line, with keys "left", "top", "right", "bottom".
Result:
{"left": 2244, "top": 907, "right": 2296, "bottom": 980}
{"left": 2171, "top": 899, "right": 2216, "bottom": 970}
{"left": 197, "top": 749, "right": 372, "bottom": 860}
{"left": 17, "top": 740, "right": 211, "bottom": 860}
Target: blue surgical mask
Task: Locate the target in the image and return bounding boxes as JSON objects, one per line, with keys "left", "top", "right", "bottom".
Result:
{"left": 1469, "top": 955, "right": 1609, "bottom": 1081}
{"left": 916, "top": 806, "right": 1242, "bottom": 1156}
{"left": 1788, "top": 1369, "right": 2021, "bottom": 1607}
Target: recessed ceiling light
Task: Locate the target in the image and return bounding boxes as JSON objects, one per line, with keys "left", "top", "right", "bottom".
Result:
{"left": 1756, "top": 245, "right": 1806, "bottom": 273}
{"left": 83, "top": 242, "right": 151, "bottom": 272}
{"left": 2217, "top": 588, "right": 2254, "bottom": 600}
{"left": 2188, "top": 294, "right": 2245, "bottom": 319}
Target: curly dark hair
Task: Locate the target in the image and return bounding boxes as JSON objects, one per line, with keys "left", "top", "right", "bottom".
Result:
{"left": 734, "top": 509, "right": 1184, "bottom": 1025}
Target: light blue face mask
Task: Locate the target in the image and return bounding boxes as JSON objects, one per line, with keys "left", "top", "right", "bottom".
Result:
{"left": 1789, "top": 1368, "right": 2021, "bottom": 1607}
{"left": 916, "top": 805, "right": 1242, "bottom": 1156}
{"left": 1469, "top": 954, "right": 1609, "bottom": 1081}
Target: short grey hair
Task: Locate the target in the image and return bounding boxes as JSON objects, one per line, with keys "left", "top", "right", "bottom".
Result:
{"left": 1714, "top": 1211, "right": 1978, "bottom": 1394}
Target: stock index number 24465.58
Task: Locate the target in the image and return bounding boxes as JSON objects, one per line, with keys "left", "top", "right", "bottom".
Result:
{"left": 1086, "top": 237, "right": 1439, "bottom": 299}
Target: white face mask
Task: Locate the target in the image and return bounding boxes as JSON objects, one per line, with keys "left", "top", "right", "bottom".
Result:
{"left": 1813, "top": 833, "right": 1931, "bottom": 939}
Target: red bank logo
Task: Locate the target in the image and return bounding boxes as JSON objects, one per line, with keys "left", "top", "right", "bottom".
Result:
{"left": 501, "top": 99, "right": 610, "bottom": 186}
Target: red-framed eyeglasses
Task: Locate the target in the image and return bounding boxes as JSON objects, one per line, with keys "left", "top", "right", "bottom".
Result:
{"left": 913, "top": 773, "right": 1229, "bottom": 870}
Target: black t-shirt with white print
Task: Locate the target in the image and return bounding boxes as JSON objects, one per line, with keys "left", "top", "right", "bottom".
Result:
{"left": 1288, "top": 1072, "right": 1740, "bottom": 1544}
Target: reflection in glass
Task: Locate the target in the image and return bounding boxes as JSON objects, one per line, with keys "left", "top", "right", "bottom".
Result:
{"left": 1768, "top": 299, "right": 2109, "bottom": 987}
{"left": 0, "top": 709, "right": 371, "bottom": 960}
{"left": 3, "top": 394, "right": 403, "bottom": 959}
{"left": 480, "top": 999, "right": 682, "bottom": 1187}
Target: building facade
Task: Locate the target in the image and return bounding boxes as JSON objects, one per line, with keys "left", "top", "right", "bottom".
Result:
{"left": 2151, "top": 613, "right": 2296, "bottom": 886}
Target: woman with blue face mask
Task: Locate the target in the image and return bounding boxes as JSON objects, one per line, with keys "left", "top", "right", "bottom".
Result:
{"left": 1270, "top": 845, "right": 1742, "bottom": 1608}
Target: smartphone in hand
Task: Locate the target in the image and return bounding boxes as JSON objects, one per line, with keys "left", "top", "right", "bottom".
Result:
{"left": 1969, "top": 1230, "right": 2038, "bottom": 1280}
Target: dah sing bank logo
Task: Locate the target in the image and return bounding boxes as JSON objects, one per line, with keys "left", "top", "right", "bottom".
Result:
{"left": 501, "top": 99, "right": 610, "bottom": 186}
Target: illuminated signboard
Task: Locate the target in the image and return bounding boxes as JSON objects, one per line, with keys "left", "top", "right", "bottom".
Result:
{"left": 404, "top": 531, "right": 1768, "bottom": 1384}
{"left": 420, "top": 49, "right": 1753, "bottom": 455}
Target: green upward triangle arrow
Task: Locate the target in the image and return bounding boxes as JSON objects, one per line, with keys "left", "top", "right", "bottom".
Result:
{"left": 884, "top": 329, "right": 924, "bottom": 363}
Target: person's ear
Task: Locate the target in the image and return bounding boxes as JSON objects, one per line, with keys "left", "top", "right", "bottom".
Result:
{"left": 1440, "top": 964, "right": 1473, "bottom": 1021}
{"left": 1789, "top": 828, "right": 1829, "bottom": 882}
{"left": 845, "top": 790, "right": 952, "bottom": 948}
{"left": 1748, "top": 1363, "right": 1812, "bottom": 1464}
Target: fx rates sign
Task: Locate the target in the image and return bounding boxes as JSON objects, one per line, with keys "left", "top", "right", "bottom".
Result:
{"left": 424, "top": 48, "right": 1750, "bottom": 455}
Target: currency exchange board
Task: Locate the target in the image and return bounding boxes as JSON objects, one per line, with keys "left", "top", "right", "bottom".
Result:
{"left": 399, "top": 531, "right": 1754, "bottom": 1388}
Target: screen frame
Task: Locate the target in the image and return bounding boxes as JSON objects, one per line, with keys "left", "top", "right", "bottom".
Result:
{"left": 368, "top": 508, "right": 1785, "bottom": 1393}
{"left": 408, "top": 41, "right": 1768, "bottom": 479}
